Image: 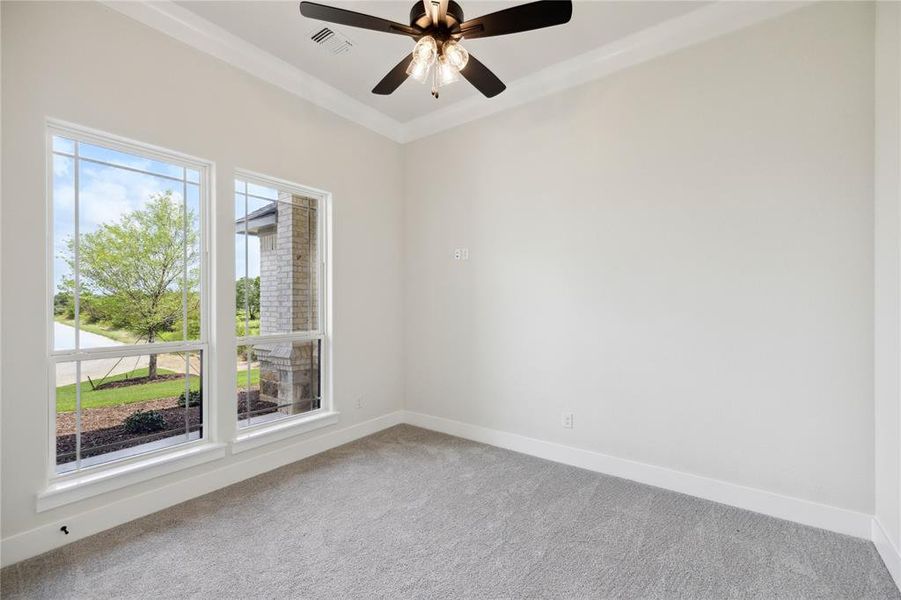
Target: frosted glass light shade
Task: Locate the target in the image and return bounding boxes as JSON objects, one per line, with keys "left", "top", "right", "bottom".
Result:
{"left": 435, "top": 56, "right": 460, "bottom": 87}
{"left": 406, "top": 57, "right": 432, "bottom": 83}
{"left": 413, "top": 36, "right": 438, "bottom": 65}
{"left": 443, "top": 41, "right": 469, "bottom": 71}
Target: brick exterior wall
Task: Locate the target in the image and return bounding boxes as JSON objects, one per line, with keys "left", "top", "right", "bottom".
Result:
{"left": 255, "top": 193, "right": 320, "bottom": 414}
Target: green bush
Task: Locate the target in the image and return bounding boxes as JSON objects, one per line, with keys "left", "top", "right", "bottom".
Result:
{"left": 53, "top": 292, "right": 73, "bottom": 317}
{"left": 123, "top": 409, "right": 166, "bottom": 434}
{"left": 178, "top": 389, "right": 202, "bottom": 408}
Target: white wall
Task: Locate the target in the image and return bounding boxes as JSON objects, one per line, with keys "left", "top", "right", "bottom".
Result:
{"left": 0, "top": 0, "right": 890, "bottom": 567}
{"left": 1, "top": 0, "right": 404, "bottom": 543}
{"left": 875, "top": 0, "right": 901, "bottom": 562}
{"left": 403, "top": 2, "right": 875, "bottom": 513}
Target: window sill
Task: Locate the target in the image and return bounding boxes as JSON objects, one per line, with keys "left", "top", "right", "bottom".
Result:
{"left": 37, "top": 442, "right": 227, "bottom": 513}
{"left": 233, "top": 410, "right": 340, "bottom": 454}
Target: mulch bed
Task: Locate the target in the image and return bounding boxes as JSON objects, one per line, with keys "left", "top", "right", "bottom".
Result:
{"left": 90, "top": 373, "right": 182, "bottom": 390}
{"left": 57, "top": 390, "right": 278, "bottom": 464}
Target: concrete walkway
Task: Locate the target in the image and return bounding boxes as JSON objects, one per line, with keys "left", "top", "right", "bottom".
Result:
{"left": 54, "top": 323, "right": 148, "bottom": 386}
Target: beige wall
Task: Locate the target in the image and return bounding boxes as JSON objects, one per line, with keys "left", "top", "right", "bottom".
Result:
{"left": 403, "top": 2, "right": 876, "bottom": 512}
{"left": 0, "top": 0, "right": 888, "bottom": 561}
{"left": 876, "top": 0, "right": 901, "bottom": 552}
{"left": 1, "top": 1, "right": 404, "bottom": 538}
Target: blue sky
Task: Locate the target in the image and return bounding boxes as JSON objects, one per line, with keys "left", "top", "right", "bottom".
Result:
{"left": 52, "top": 139, "right": 285, "bottom": 317}
{"left": 52, "top": 138, "right": 203, "bottom": 292}
{"left": 235, "top": 180, "right": 279, "bottom": 284}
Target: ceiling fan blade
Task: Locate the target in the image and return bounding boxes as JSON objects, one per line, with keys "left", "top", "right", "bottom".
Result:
{"left": 460, "top": 53, "right": 506, "bottom": 98}
{"left": 372, "top": 53, "right": 413, "bottom": 95}
{"left": 299, "top": 2, "right": 421, "bottom": 37}
{"left": 458, "top": 0, "right": 572, "bottom": 40}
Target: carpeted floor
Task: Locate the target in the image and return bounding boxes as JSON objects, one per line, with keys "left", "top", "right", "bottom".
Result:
{"left": 2, "top": 424, "right": 898, "bottom": 599}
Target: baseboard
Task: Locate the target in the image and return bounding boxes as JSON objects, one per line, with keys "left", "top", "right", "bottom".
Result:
{"left": 401, "top": 411, "right": 872, "bottom": 540}
{"left": 0, "top": 408, "right": 879, "bottom": 569}
{"left": 873, "top": 517, "right": 901, "bottom": 590}
{"left": 0, "top": 410, "right": 404, "bottom": 567}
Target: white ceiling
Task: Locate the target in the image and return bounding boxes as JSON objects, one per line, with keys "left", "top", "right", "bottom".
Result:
{"left": 175, "top": 1, "right": 709, "bottom": 123}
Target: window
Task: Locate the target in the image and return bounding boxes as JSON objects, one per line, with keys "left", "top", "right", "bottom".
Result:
{"left": 49, "top": 124, "right": 208, "bottom": 475}
{"left": 234, "top": 174, "right": 327, "bottom": 429}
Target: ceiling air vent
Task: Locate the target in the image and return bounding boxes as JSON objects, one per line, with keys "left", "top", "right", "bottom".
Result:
{"left": 309, "top": 27, "right": 353, "bottom": 56}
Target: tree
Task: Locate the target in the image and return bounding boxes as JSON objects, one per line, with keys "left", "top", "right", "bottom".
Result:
{"left": 67, "top": 192, "right": 199, "bottom": 378}
{"left": 236, "top": 276, "right": 260, "bottom": 320}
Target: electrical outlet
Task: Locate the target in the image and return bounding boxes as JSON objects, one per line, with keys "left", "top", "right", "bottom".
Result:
{"left": 561, "top": 412, "right": 573, "bottom": 429}
{"left": 355, "top": 395, "right": 364, "bottom": 409}
{"left": 461, "top": 248, "right": 470, "bottom": 260}
{"left": 454, "top": 248, "right": 462, "bottom": 260}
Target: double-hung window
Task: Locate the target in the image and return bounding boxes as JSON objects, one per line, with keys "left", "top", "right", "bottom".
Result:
{"left": 234, "top": 173, "right": 328, "bottom": 429}
{"left": 48, "top": 123, "right": 209, "bottom": 476}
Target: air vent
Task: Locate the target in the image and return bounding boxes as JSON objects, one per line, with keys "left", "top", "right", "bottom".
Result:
{"left": 309, "top": 27, "right": 353, "bottom": 55}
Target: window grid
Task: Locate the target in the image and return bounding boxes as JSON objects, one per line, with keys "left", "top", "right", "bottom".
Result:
{"left": 48, "top": 123, "right": 209, "bottom": 477}
{"left": 234, "top": 175, "right": 327, "bottom": 428}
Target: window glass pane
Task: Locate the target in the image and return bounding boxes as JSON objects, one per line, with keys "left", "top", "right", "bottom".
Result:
{"left": 53, "top": 154, "right": 76, "bottom": 351}
{"left": 182, "top": 183, "right": 202, "bottom": 341}
{"left": 235, "top": 181, "right": 319, "bottom": 337}
{"left": 237, "top": 340, "right": 320, "bottom": 428}
{"left": 55, "top": 351, "right": 202, "bottom": 474}
{"left": 73, "top": 157, "right": 201, "bottom": 349}
{"left": 52, "top": 136, "right": 75, "bottom": 155}
{"left": 234, "top": 191, "right": 267, "bottom": 338}
{"left": 78, "top": 142, "right": 185, "bottom": 180}
{"left": 186, "top": 169, "right": 200, "bottom": 184}
{"left": 235, "top": 232, "right": 250, "bottom": 338}
{"left": 247, "top": 181, "right": 278, "bottom": 201}
{"left": 236, "top": 345, "right": 269, "bottom": 427}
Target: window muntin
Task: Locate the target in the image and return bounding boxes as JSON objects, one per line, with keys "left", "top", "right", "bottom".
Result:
{"left": 54, "top": 350, "right": 203, "bottom": 474}
{"left": 234, "top": 176, "right": 326, "bottom": 428}
{"left": 52, "top": 137, "right": 202, "bottom": 350}
{"left": 49, "top": 126, "right": 208, "bottom": 475}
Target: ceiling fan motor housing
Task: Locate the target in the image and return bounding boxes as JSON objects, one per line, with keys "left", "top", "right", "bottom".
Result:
{"left": 299, "top": 0, "right": 573, "bottom": 98}
{"left": 409, "top": 1, "right": 465, "bottom": 34}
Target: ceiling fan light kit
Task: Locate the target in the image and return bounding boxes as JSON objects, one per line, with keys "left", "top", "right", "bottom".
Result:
{"left": 405, "top": 36, "right": 469, "bottom": 97}
{"left": 299, "top": 0, "right": 573, "bottom": 99}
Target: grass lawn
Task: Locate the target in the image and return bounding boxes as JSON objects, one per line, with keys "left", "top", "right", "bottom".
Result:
{"left": 237, "top": 317, "right": 260, "bottom": 337}
{"left": 56, "top": 315, "right": 259, "bottom": 343}
{"left": 57, "top": 367, "right": 260, "bottom": 413}
{"left": 237, "top": 367, "right": 261, "bottom": 389}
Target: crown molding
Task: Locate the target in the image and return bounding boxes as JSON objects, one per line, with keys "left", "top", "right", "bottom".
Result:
{"left": 397, "top": 1, "right": 811, "bottom": 142}
{"left": 103, "top": 0, "right": 810, "bottom": 145}
{"left": 101, "top": 0, "right": 407, "bottom": 142}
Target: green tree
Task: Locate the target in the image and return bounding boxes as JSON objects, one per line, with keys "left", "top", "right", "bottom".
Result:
{"left": 67, "top": 192, "right": 199, "bottom": 378}
{"left": 53, "top": 291, "right": 73, "bottom": 317}
{"left": 236, "top": 276, "right": 260, "bottom": 320}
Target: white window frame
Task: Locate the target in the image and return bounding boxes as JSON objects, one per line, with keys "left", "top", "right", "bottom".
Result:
{"left": 233, "top": 168, "right": 333, "bottom": 443}
{"left": 44, "top": 119, "right": 215, "bottom": 487}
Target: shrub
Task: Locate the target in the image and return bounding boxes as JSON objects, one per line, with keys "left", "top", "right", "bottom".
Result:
{"left": 123, "top": 409, "right": 166, "bottom": 434}
{"left": 178, "top": 389, "right": 202, "bottom": 408}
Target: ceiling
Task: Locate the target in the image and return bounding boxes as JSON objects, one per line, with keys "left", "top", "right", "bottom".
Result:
{"left": 175, "top": 1, "right": 709, "bottom": 124}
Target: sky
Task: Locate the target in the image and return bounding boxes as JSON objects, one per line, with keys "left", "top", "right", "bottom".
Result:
{"left": 52, "top": 137, "right": 206, "bottom": 292}
{"left": 235, "top": 179, "right": 279, "bottom": 286}
{"left": 51, "top": 137, "right": 284, "bottom": 339}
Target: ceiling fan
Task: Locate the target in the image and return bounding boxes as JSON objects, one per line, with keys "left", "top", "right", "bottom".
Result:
{"left": 299, "top": 0, "right": 573, "bottom": 99}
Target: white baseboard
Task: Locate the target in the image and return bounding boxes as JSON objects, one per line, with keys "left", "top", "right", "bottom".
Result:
{"left": 0, "top": 410, "right": 404, "bottom": 567}
{"left": 402, "top": 410, "right": 872, "bottom": 540}
{"left": 0, "top": 408, "right": 882, "bottom": 570}
{"left": 873, "top": 517, "right": 901, "bottom": 590}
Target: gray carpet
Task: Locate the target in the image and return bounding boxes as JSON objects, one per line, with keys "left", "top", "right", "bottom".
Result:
{"left": 2, "top": 425, "right": 898, "bottom": 599}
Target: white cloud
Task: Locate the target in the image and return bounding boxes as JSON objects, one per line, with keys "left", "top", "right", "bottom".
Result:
{"left": 52, "top": 158, "right": 188, "bottom": 287}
